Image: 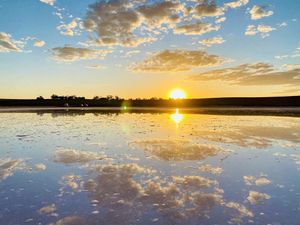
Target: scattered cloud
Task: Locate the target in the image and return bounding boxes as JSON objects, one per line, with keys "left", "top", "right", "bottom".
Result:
{"left": 124, "top": 50, "right": 140, "bottom": 58}
{"left": 175, "top": 22, "right": 220, "bottom": 35}
{"left": 215, "top": 17, "right": 226, "bottom": 23}
{"left": 249, "top": 5, "right": 274, "bottom": 20}
{"left": 57, "top": 18, "right": 81, "bottom": 36}
{"left": 40, "top": 0, "right": 55, "bottom": 6}
{"left": 131, "top": 49, "right": 225, "bottom": 73}
{"left": 86, "top": 64, "right": 106, "bottom": 70}
{"left": 225, "top": 0, "right": 249, "bottom": 9}
{"left": 199, "top": 36, "right": 225, "bottom": 47}
{"left": 192, "top": 0, "right": 224, "bottom": 18}
{"left": 51, "top": 47, "right": 112, "bottom": 62}
{"left": 190, "top": 63, "right": 300, "bottom": 87}
{"left": 245, "top": 24, "right": 276, "bottom": 38}
{"left": 0, "top": 32, "right": 23, "bottom": 52}
{"left": 247, "top": 191, "right": 271, "bottom": 205}
{"left": 53, "top": 216, "right": 86, "bottom": 225}
{"left": 33, "top": 40, "right": 45, "bottom": 47}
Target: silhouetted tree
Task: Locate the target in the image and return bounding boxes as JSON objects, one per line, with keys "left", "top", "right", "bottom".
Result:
{"left": 36, "top": 96, "right": 44, "bottom": 100}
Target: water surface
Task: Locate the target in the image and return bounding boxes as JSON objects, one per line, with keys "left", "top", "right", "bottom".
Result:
{"left": 0, "top": 109, "right": 299, "bottom": 225}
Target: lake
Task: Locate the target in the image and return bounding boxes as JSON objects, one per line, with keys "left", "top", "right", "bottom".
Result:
{"left": 0, "top": 108, "right": 299, "bottom": 225}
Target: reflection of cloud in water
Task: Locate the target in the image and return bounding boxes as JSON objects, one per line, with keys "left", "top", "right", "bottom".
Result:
{"left": 0, "top": 158, "right": 23, "bottom": 181}
{"left": 53, "top": 215, "right": 86, "bottom": 225}
{"left": 198, "top": 164, "right": 223, "bottom": 175}
{"left": 129, "top": 139, "right": 224, "bottom": 161}
{"left": 35, "top": 163, "right": 46, "bottom": 171}
{"left": 247, "top": 191, "right": 271, "bottom": 205}
{"left": 226, "top": 202, "right": 254, "bottom": 224}
{"left": 195, "top": 124, "right": 300, "bottom": 148}
{"left": 54, "top": 162, "right": 254, "bottom": 225}
{"left": 54, "top": 149, "right": 107, "bottom": 164}
{"left": 38, "top": 203, "right": 57, "bottom": 214}
{"left": 243, "top": 175, "right": 272, "bottom": 186}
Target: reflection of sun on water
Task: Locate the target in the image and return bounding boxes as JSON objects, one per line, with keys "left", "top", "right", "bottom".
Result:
{"left": 171, "top": 108, "right": 183, "bottom": 126}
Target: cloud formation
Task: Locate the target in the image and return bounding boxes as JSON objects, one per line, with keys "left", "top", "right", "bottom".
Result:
{"left": 131, "top": 49, "right": 225, "bottom": 72}
{"left": 0, "top": 32, "right": 23, "bottom": 52}
{"left": 225, "top": 0, "right": 248, "bottom": 9}
{"left": 57, "top": 18, "right": 81, "bottom": 36}
{"left": 249, "top": 5, "right": 274, "bottom": 20}
{"left": 199, "top": 36, "right": 225, "bottom": 46}
{"left": 40, "top": 0, "right": 55, "bottom": 6}
{"left": 0, "top": 158, "right": 23, "bottom": 181}
{"left": 190, "top": 63, "right": 300, "bottom": 87}
{"left": 33, "top": 40, "right": 45, "bottom": 47}
{"left": 247, "top": 191, "right": 271, "bottom": 205}
{"left": 175, "top": 22, "right": 220, "bottom": 35}
{"left": 245, "top": 25, "right": 276, "bottom": 38}
{"left": 51, "top": 47, "right": 112, "bottom": 62}
{"left": 192, "top": 0, "right": 224, "bottom": 18}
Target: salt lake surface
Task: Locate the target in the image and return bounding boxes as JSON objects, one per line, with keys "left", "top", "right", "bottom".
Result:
{"left": 0, "top": 108, "right": 299, "bottom": 225}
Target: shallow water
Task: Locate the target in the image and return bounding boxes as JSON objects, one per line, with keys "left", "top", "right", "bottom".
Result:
{"left": 0, "top": 109, "right": 299, "bottom": 225}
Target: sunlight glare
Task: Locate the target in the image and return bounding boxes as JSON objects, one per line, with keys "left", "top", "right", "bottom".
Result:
{"left": 169, "top": 89, "right": 186, "bottom": 99}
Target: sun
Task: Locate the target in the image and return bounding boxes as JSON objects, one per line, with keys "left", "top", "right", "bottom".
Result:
{"left": 169, "top": 88, "right": 187, "bottom": 99}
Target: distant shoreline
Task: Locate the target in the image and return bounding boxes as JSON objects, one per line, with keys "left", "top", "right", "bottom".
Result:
{"left": 0, "top": 96, "right": 300, "bottom": 108}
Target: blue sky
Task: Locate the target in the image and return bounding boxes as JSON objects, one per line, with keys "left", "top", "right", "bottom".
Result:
{"left": 0, "top": 0, "right": 299, "bottom": 99}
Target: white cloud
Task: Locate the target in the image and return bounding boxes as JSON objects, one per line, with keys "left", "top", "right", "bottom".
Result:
{"left": 0, "top": 32, "right": 23, "bottom": 52}
{"left": 225, "top": 0, "right": 248, "bottom": 9}
{"left": 33, "top": 40, "right": 45, "bottom": 47}
{"left": 193, "top": 0, "right": 224, "bottom": 18}
{"left": 51, "top": 47, "right": 112, "bottom": 62}
{"left": 249, "top": 5, "right": 274, "bottom": 20}
{"left": 247, "top": 191, "right": 271, "bottom": 205}
{"left": 40, "top": 0, "right": 55, "bottom": 6}
{"left": 245, "top": 24, "right": 276, "bottom": 38}
{"left": 54, "top": 148, "right": 108, "bottom": 163}
{"left": 175, "top": 22, "right": 220, "bottom": 35}
{"left": 131, "top": 50, "right": 225, "bottom": 73}
{"left": 199, "top": 36, "right": 225, "bottom": 47}
{"left": 57, "top": 18, "right": 81, "bottom": 36}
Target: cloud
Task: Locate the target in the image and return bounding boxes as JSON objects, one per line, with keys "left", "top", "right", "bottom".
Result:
{"left": 40, "top": 0, "right": 55, "bottom": 6}
{"left": 190, "top": 63, "right": 300, "bottom": 87}
{"left": 129, "top": 139, "right": 224, "bottom": 160}
{"left": 225, "top": 0, "right": 248, "bottom": 9}
{"left": 193, "top": 0, "right": 224, "bottom": 18}
{"left": 57, "top": 18, "right": 81, "bottom": 36}
{"left": 33, "top": 40, "right": 45, "bottom": 47}
{"left": 199, "top": 36, "right": 225, "bottom": 46}
{"left": 0, "top": 32, "right": 23, "bottom": 52}
{"left": 245, "top": 24, "right": 276, "bottom": 37}
{"left": 124, "top": 50, "right": 140, "bottom": 58}
{"left": 131, "top": 49, "right": 225, "bottom": 73}
{"left": 247, "top": 191, "right": 271, "bottom": 205}
{"left": 137, "top": 1, "right": 184, "bottom": 28}
{"left": 54, "top": 148, "right": 107, "bottom": 164}
{"left": 83, "top": 0, "right": 144, "bottom": 47}
{"left": 226, "top": 201, "right": 254, "bottom": 224}
{"left": 51, "top": 47, "right": 112, "bottom": 62}
{"left": 86, "top": 64, "right": 106, "bottom": 69}
{"left": 249, "top": 5, "right": 274, "bottom": 20}
{"left": 215, "top": 17, "right": 226, "bottom": 23}
{"left": 175, "top": 22, "right": 220, "bottom": 35}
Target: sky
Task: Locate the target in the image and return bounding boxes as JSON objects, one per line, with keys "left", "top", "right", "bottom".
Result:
{"left": 0, "top": 0, "right": 299, "bottom": 99}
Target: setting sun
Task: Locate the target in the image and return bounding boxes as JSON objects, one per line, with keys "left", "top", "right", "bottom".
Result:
{"left": 169, "top": 89, "right": 187, "bottom": 99}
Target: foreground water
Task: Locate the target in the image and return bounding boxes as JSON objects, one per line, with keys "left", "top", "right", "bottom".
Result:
{"left": 0, "top": 109, "right": 299, "bottom": 225}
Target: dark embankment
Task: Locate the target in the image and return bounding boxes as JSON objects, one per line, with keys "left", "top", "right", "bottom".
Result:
{"left": 0, "top": 96, "right": 300, "bottom": 108}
